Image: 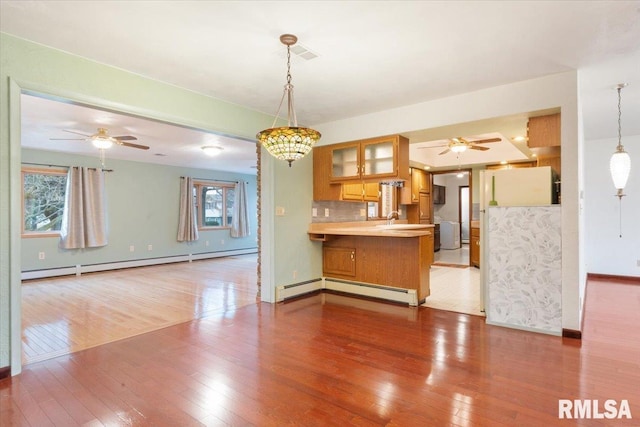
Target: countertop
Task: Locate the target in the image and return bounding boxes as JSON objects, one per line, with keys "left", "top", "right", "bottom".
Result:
{"left": 308, "top": 221, "right": 433, "bottom": 238}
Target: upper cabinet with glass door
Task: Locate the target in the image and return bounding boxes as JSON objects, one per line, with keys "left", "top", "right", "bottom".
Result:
{"left": 330, "top": 135, "right": 409, "bottom": 182}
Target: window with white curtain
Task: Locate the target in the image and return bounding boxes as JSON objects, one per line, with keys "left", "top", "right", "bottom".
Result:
{"left": 193, "top": 181, "right": 235, "bottom": 229}
{"left": 21, "top": 167, "right": 67, "bottom": 237}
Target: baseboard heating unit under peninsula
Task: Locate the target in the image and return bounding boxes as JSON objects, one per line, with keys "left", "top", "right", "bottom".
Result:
{"left": 276, "top": 277, "right": 418, "bottom": 306}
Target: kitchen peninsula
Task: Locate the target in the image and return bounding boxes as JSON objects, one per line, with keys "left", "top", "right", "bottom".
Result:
{"left": 308, "top": 221, "right": 434, "bottom": 306}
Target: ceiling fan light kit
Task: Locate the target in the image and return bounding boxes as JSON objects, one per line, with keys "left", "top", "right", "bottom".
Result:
{"left": 256, "top": 34, "right": 321, "bottom": 167}
{"left": 51, "top": 127, "right": 149, "bottom": 150}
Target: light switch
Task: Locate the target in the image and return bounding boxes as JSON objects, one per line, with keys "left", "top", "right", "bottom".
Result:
{"left": 312, "top": 208, "right": 318, "bottom": 217}
{"left": 324, "top": 208, "right": 330, "bottom": 217}
{"left": 276, "top": 206, "right": 285, "bottom": 216}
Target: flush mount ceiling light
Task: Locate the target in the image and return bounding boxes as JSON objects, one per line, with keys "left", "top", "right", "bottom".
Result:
{"left": 610, "top": 83, "right": 631, "bottom": 200}
{"left": 256, "top": 34, "right": 321, "bottom": 167}
{"left": 202, "top": 145, "right": 223, "bottom": 156}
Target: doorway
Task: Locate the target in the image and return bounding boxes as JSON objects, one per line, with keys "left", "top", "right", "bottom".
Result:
{"left": 432, "top": 170, "right": 471, "bottom": 267}
{"left": 424, "top": 169, "right": 482, "bottom": 317}
{"left": 14, "top": 89, "right": 261, "bottom": 369}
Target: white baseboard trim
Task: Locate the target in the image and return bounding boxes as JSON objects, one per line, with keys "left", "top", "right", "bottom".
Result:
{"left": 21, "top": 248, "right": 257, "bottom": 280}
{"left": 276, "top": 277, "right": 418, "bottom": 306}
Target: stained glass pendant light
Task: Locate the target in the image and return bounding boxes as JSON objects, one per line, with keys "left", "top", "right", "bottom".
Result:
{"left": 610, "top": 83, "right": 630, "bottom": 199}
{"left": 256, "top": 34, "right": 321, "bottom": 167}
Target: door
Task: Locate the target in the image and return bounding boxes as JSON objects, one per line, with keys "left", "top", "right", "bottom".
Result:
{"left": 459, "top": 186, "right": 470, "bottom": 243}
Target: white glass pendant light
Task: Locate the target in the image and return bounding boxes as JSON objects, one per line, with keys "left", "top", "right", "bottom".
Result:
{"left": 610, "top": 83, "right": 630, "bottom": 199}
{"left": 256, "top": 34, "right": 321, "bottom": 167}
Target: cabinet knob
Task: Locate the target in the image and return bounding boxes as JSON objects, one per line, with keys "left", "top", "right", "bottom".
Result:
{"left": 350, "top": 251, "right": 355, "bottom": 261}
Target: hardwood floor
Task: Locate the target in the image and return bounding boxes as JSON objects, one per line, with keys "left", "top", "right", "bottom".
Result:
{"left": 2, "top": 276, "right": 639, "bottom": 426}
{"left": 21, "top": 254, "right": 258, "bottom": 364}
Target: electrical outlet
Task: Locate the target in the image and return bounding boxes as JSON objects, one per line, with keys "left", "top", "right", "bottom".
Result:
{"left": 360, "top": 208, "right": 366, "bottom": 217}
{"left": 221, "top": 239, "right": 225, "bottom": 245}
{"left": 276, "top": 206, "right": 285, "bottom": 216}
{"left": 312, "top": 208, "right": 318, "bottom": 217}
{"left": 147, "top": 244, "right": 153, "bottom": 251}
{"left": 325, "top": 208, "right": 330, "bottom": 217}
{"left": 205, "top": 240, "right": 209, "bottom": 247}
{"left": 38, "top": 252, "right": 45, "bottom": 260}
{"left": 129, "top": 245, "right": 134, "bottom": 252}
{"left": 293, "top": 270, "right": 298, "bottom": 280}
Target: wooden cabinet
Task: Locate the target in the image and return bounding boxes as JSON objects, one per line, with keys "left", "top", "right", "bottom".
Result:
{"left": 330, "top": 135, "right": 409, "bottom": 182}
{"left": 314, "top": 135, "right": 408, "bottom": 202}
{"left": 485, "top": 161, "right": 536, "bottom": 170}
{"left": 323, "top": 246, "right": 356, "bottom": 277}
{"left": 433, "top": 185, "right": 445, "bottom": 205}
{"left": 401, "top": 167, "right": 431, "bottom": 204}
{"left": 419, "top": 193, "right": 431, "bottom": 223}
{"left": 470, "top": 226, "right": 480, "bottom": 268}
{"left": 322, "top": 233, "right": 432, "bottom": 303}
{"left": 527, "top": 113, "right": 560, "bottom": 148}
{"left": 526, "top": 113, "right": 562, "bottom": 177}
{"left": 342, "top": 182, "right": 380, "bottom": 202}
{"left": 403, "top": 167, "right": 433, "bottom": 224}
{"left": 313, "top": 145, "right": 342, "bottom": 201}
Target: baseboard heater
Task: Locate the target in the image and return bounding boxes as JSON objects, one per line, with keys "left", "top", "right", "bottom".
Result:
{"left": 276, "top": 277, "right": 418, "bottom": 306}
{"left": 21, "top": 248, "right": 257, "bottom": 280}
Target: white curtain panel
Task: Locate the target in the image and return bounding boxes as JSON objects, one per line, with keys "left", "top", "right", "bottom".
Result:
{"left": 231, "top": 181, "right": 250, "bottom": 238}
{"left": 177, "top": 176, "right": 199, "bottom": 242}
{"left": 59, "top": 167, "right": 108, "bottom": 249}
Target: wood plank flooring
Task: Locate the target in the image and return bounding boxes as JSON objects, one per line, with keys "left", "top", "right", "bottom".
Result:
{"left": 21, "top": 254, "right": 258, "bottom": 364}
{"left": 2, "top": 276, "right": 639, "bottom": 426}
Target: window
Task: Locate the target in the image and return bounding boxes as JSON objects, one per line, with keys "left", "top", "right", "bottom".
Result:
{"left": 194, "top": 181, "right": 235, "bottom": 229}
{"left": 22, "top": 167, "right": 68, "bottom": 237}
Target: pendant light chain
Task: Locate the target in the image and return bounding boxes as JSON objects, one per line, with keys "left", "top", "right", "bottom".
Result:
{"left": 618, "top": 86, "right": 623, "bottom": 238}
{"left": 617, "top": 86, "right": 622, "bottom": 150}
{"left": 285, "top": 43, "right": 298, "bottom": 128}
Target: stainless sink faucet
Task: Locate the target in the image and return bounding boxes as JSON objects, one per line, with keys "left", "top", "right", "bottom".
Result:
{"left": 386, "top": 210, "right": 399, "bottom": 225}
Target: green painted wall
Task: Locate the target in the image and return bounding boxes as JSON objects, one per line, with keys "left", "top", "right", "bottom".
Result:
{"left": 0, "top": 33, "right": 278, "bottom": 371}
{"left": 21, "top": 149, "right": 257, "bottom": 271}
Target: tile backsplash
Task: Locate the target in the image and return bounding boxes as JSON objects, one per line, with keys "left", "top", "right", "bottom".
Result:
{"left": 311, "top": 201, "right": 366, "bottom": 223}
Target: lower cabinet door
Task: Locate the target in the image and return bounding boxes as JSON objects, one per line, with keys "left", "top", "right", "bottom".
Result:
{"left": 323, "top": 247, "right": 356, "bottom": 277}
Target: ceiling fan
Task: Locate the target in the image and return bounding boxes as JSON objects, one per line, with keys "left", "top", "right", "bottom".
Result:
{"left": 419, "top": 136, "right": 501, "bottom": 155}
{"left": 50, "top": 127, "right": 149, "bottom": 150}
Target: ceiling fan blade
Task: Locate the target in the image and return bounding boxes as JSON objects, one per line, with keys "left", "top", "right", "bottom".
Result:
{"left": 469, "top": 145, "right": 490, "bottom": 151}
{"left": 416, "top": 144, "right": 448, "bottom": 149}
{"left": 49, "top": 138, "right": 86, "bottom": 141}
{"left": 438, "top": 148, "right": 451, "bottom": 155}
{"left": 63, "top": 129, "right": 92, "bottom": 137}
{"left": 113, "top": 135, "right": 138, "bottom": 141}
{"left": 470, "top": 137, "right": 501, "bottom": 144}
{"left": 118, "top": 141, "right": 149, "bottom": 150}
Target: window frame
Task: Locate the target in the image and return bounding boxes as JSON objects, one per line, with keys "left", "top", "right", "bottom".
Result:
{"left": 21, "top": 166, "right": 68, "bottom": 238}
{"left": 193, "top": 180, "right": 235, "bottom": 230}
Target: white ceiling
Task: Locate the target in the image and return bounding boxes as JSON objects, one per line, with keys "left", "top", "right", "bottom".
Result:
{"left": 20, "top": 94, "right": 258, "bottom": 174}
{"left": 2, "top": 1, "right": 640, "bottom": 171}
